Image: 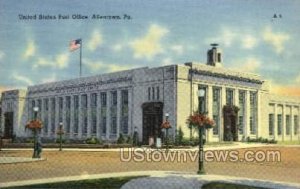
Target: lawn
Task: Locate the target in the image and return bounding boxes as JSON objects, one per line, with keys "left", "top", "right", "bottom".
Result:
{"left": 202, "top": 182, "right": 267, "bottom": 189}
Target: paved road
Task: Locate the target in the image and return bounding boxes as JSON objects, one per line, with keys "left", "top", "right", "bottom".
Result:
{"left": 0, "top": 146, "right": 299, "bottom": 186}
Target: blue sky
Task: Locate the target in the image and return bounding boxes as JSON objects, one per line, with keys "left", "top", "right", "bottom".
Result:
{"left": 0, "top": 0, "right": 299, "bottom": 95}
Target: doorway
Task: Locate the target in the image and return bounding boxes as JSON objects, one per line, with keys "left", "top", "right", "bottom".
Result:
{"left": 223, "top": 105, "right": 239, "bottom": 141}
{"left": 142, "top": 102, "right": 163, "bottom": 144}
{"left": 4, "top": 112, "right": 14, "bottom": 139}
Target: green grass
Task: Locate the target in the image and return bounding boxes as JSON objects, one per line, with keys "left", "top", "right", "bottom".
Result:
{"left": 202, "top": 182, "right": 267, "bottom": 189}
{"left": 8, "top": 176, "right": 145, "bottom": 189}
{"left": 205, "top": 141, "right": 235, "bottom": 146}
{"left": 277, "top": 140, "right": 300, "bottom": 145}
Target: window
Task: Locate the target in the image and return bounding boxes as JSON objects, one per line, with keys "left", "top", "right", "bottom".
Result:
{"left": 51, "top": 98, "right": 56, "bottom": 133}
{"left": 238, "top": 91, "right": 246, "bottom": 135}
{"left": 66, "top": 96, "right": 71, "bottom": 133}
{"left": 198, "top": 85, "right": 207, "bottom": 113}
{"left": 156, "top": 86, "right": 160, "bottom": 100}
{"left": 102, "top": 117, "right": 107, "bottom": 134}
{"left": 81, "top": 94, "right": 88, "bottom": 134}
{"left": 73, "top": 96, "right": 79, "bottom": 134}
{"left": 152, "top": 87, "right": 155, "bottom": 100}
{"left": 121, "top": 90, "right": 128, "bottom": 105}
{"left": 111, "top": 117, "right": 117, "bottom": 134}
{"left": 294, "top": 115, "right": 299, "bottom": 135}
{"left": 81, "top": 94, "right": 87, "bottom": 108}
{"left": 148, "top": 87, "right": 151, "bottom": 100}
{"left": 121, "top": 90, "right": 129, "bottom": 134}
{"left": 249, "top": 92, "right": 257, "bottom": 135}
{"left": 226, "top": 89, "right": 234, "bottom": 106}
{"left": 101, "top": 92, "right": 107, "bottom": 107}
{"left": 212, "top": 87, "right": 220, "bottom": 135}
{"left": 286, "top": 115, "right": 291, "bottom": 135}
{"left": 277, "top": 114, "right": 282, "bottom": 135}
{"left": 58, "top": 97, "right": 63, "bottom": 122}
{"left": 44, "top": 99, "right": 49, "bottom": 111}
{"left": 111, "top": 91, "right": 117, "bottom": 106}
{"left": 91, "top": 93, "right": 97, "bottom": 108}
{"left": 269, "top": 114, "right": 274, "bottom": 135}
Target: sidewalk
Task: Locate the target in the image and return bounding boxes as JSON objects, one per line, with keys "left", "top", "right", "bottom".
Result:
{"left": 1, "top": 171, "right": 300, "bottom": 189}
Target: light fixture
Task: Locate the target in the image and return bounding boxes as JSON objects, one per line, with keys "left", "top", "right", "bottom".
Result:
{"left": 165, "top": 113, "right": 169, "bottom": 118}
{"left": 59, "top": 122, "right": 63, "bottom": 126}
{"left": 198, "top": 88, "right": 206, "bottom": 97}
{"left": 33, "top": 107, "right": 39, "bottom": 112}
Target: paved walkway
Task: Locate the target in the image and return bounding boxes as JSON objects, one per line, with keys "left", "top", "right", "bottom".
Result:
{"left": 0, "top": 157, "right": 46, "bottom": 164}
{"left": 1, "top": 171, "right": 300, "bottom": 189}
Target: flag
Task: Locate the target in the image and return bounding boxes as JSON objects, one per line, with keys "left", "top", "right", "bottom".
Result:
{"left": 69, "top": 39, "right": 81, "bottom": 51}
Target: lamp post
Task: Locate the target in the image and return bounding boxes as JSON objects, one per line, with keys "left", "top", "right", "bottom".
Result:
{"left": 165, "top": 113, "right": 170, "bottom": 150}
{"left": 197, "top": 88, "right": 206, "bottom": 174}
{"left": 58, "top": 122, "right": 64, "bottom": 151}
{"left": 32, "top": 106, "right": 39, "bottom": 158}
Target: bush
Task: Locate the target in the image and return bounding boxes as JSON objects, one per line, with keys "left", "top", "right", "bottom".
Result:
{"left": 56, "top": 138, "right": 66, "bottom": 144}
{"left": 126, "top": 136, "right": 133, "bottom": 144}
{"left": 246, "top": 137, "right": 277, "bottom": 144}
{"left": 117, "top": 134, "right": 126, "bottom": 144}
{"left": 85, "top": 137, "right": 101, "bottom": 144}
{"left": 175, "top": 127, "right": 184, "bottom": 146}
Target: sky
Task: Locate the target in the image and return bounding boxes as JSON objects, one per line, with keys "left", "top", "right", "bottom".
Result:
{"left": 0, "top": 0, "right": 300, "bottom": 96}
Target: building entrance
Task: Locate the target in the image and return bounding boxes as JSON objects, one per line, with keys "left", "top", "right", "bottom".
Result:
{"left": 142, "top": 102, "right": 163, "bottom": 144}
{"left": 223, "top": 105, "right": 239, "bottom": 141}
{"left": 4, "top": 112, "right": 14, "bottom": 139}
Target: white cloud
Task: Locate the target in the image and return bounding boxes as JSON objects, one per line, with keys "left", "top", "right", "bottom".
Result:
{"left": 295, "top": 74, "right": 300, "bottom": 84}
{"left": 231, "top": 57, "right": 261, "bottom": 73}
{"left": 41, "top": 74, "right": 57, "bottom": 83}
{"left": 162, "top": 58, "right": 173, "bottom": 66}
{"left": 241, "top": 35, "right": 258, "bottom": 49}
{"left": 23, "top": 40, "right": 36, "bottom": 59}
{"left": 130, "top": 24, "right": 168, "bottom": 60}
{"left": 33, "top": 53, "right": 69, "bottom": 69}
{"left": 87, "top": 30, "right": 103, "bottom": 51}
{"left": 170, "top": 45, "right": 183, "bottom": 55}
{"left": 206, "top": 27, "right": 237, "bottom": 47}
{"left": 262, "top": 26, "right": 290, "bottom": 54}
{"left": 0, "top": 50, "right": 5, "bottom": 60}
{"left": 12, "top": 73, "right": 33, "bottom": 86}
{"left": 83, "top": 59, "right": 135, "bottom": 73}
{"left": 112, "top": 44, "right": 123, "bottom": 52}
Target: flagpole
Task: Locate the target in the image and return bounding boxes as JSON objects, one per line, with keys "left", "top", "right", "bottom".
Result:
{"left": 80, "top": 39, "right": 82, "bottom": 77}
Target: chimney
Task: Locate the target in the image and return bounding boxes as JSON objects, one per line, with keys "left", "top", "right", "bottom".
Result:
{"left": 207, "top": 44, "right": 222, "bottom": 67}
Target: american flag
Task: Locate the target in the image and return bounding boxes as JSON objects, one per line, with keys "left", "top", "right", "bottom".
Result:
{"left": 69, "top": 39, "right": 81, "bottom": 51}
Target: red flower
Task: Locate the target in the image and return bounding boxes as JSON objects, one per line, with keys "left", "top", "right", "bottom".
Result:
{"left": 186, "top": 112, "right": 215, "bottom": 129}
{"left": 26, "top": 120, "right": 43, "bottom": 129}
{"left": 161, "top": 121, "right": 171, "bottom": 129}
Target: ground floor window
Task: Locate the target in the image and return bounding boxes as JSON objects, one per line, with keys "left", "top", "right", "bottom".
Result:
{"left": 286, "top": 115, "right": 291, "bottom": 135}
{"left": 269, "top": 114, "right": 274, "bottom": 136}
{"left": 277, "top": 114, "right": 282, "bottom": 135}
{"left": 294, "top": 115, "right": 299, "bottom": 135}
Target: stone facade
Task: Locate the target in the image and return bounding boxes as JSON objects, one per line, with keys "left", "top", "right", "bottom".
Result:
{"left": 1, "top": 60, "right": 300, "bottom": 143}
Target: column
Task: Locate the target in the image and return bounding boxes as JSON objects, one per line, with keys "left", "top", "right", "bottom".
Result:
{"left": 207, "top": 85, "right": 213, "bottom": 142}
{"left": 106, "top": 92, "right": 110, "bottom": 139}
{"left": 87, "top": 93, "right": 91, "bottom": 137}
{"left": 274, "top": 104, "right": 278, "bottom": 140}
{"left": 245, "top": 91, "right": 251, "bottom": 139}
{"left": 282, "top": 104, "right": 286, "bottom": 141}
{"left": 116, "top": 90, "right": 121, "bottom": 138}
{"left": 70, "top": 96, "right": 74, "bottom": 139}
{"left": 220, "top": 87, "right": 226, "bottom": 141}
{"left": 233, "top": 88, "right": 240, "bottom": 140}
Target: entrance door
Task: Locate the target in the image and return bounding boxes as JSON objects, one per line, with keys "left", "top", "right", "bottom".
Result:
{"left": 142, "top": 102, "right": 163, "bottom": 144}
{"left": 4, "top": 112, "right": 14, "bottom": 139}
{"left": 223, "top": 106, "right": 239, "bottom": 141}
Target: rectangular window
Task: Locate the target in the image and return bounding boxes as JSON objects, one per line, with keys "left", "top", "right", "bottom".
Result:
{"left": 101, "top": 117, "right": 106, "bottom": 134}
{"left": 148, "top": 87, "right": 151, "bottom": 100}
{"left": 269, "top": 114, "right": 274, "bottom": 135}
{"left": 91, "top": 93, "right": 97, "bottom": 135}
{"left": 43, "top": 99, "right": 49, "bottom": 134}
{"left": 157, "top": 86, "right": 160, "bottom": 100}
{"left": 226, "top": 89, "right": 234, "bottom": 106}
{"left": 121, "top": 90, "right": 129, "bottom": 134}
{"left": 81, "top": 94, "right": 88, "bottom": 134}
{"left": 51, "top": 98, "right": 56, "bottom": 133}
{"left": 66, "top": 96, "right": 71, "bottom": 133}
{"left": 212, "top": 87, "right": 220, "bottom": 135}
{"left": 198, "top": 85, "right": 207, "bottom": 113}
{"left": 91, "top": 93, "right": 97, "bottom": 108}
{"left": 277, "top": 114, "right": 282, "bottom": 135}
{"left": 111, "top": 91, "right": 117, "bottom": 106}
{"left": 286, "top": 115, "right": 291, "bottom": 135}
{"left": 100, "top": 92, "right": 107, "bottom": 107}
{"left": 152, "top": 87, "right": 155, "bottom": 100}
{"left": 249, "top": 92, "right": 257, "bottom": 135}
{"left": 44, "top": 99, "right": 49, "bottom": 111}
{"left": 238, "top": 91, "right": 246, "bottom": 135}
{"left": 81, "top": 94, "right": 87, "bottom": 108}
{"left": 31, "top": 100, "right": 36, "bottom": 120}
{"left": 294, "top": 115, "right": 299, "bottom": 135}
{"left": 110, "top": 91, "right": 117, "bottom": 135}
{"left": 58, "top": 97, "right": 63, "bottom": 123}
{"left": 111, "top": 117, "right": 117, "bottom": 134}
{"left": 73, "top": 95, "right": 79, "bottom": 134}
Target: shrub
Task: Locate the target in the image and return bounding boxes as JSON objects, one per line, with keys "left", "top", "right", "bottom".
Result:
{"left": 85, "top": 137, "right": 101, "bottom": 144}
{"left": 117, "top": 134, "right": 126, "bottom": 144}
{"left": 126, "top": 136, "right": 133, "bottom": 144}
{"left": 175, "top": 127, "right": 184, "bottom": 146}
{"left": 56, "top": 138, "right": 66, "bottom": 144}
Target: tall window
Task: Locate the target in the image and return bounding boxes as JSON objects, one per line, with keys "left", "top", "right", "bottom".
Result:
{"left": 43, "top": 99, "right": 49, "bottom": 134}
{"left": 238, "top": 91, "right": 246, "bottom": 135}
{"left": 81, "top": 94, "right": 88, "bottom": 134}
{"left": 249, "top": 92, "right": 257, "bottom": 135}
{"left": 277, "top": 114, "right": 282, "bottom": 135}
{"left": 50, "top": 98, "right": 56, "bottom": 133}
{"left": 286, "top": 115, "right": 291, "bottom": 135}
{"left": 294, "top": 115, "right": 299, "bottom": 135}
{"left": 37, "top": 99, "right": 42, "bottom": 119}
{"left": 66, "top": 96, "right": 71, "bottom": 134}
{"left": 198, "top": 85, "right": 207, "bottom": 113}
{"left": 73, "top": 95, "right": 79, "bottom": 134}
{"left": 100, "top": 92, "right": 107, "bottom": 135}
{"left": 110, "top": 91, "right": 117, "bottom": 135}
{"left": 58, "top": 97, "right": 63, "bottom": 123}
{"left": 212, "top": 88, "right": 220, "bottom": 135}
{"left": 269, "top": 114, "right": 274, "bottom": 135}
{"left": 91, "top": 93, "right": 97, "bottom": 134}
{"left": 156, "top": 86, "right": 160, "bottom": 100}
{"left": 121, "top": 90, "right": 129, "bottom": 134}
{"left": 31, "top": 100, "right": 35, "bottom": 120}
{"left": 226, "top": 89, "right": 234, "bottom": 106}
{"left": 148, "top": 87, "right": 151, "bottom": 100}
